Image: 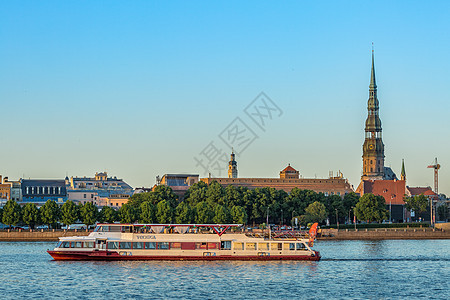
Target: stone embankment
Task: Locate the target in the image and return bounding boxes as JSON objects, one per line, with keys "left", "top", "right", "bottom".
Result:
{"left": 1, "top": 223, "right": 449, "bottom": 241}
{"left": 0, "top": 229, "right": 91, "bottom": 241}
{"left": 319, "top": 226, "right": 450, "bottom": 240}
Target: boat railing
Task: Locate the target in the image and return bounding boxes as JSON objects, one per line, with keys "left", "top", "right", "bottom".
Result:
{"left": 245, "top": 230, "right": 310, "bottom": 240}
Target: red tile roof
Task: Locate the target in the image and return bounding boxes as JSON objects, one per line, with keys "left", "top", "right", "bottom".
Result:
{"left": 407, "top": 187, "right": 438, "bottom": 199}
{"left": 281, "top": 165, "right": 297, "bottom": 173}
{"left": 358, "top": 179, "right": 406, "bottom": 205}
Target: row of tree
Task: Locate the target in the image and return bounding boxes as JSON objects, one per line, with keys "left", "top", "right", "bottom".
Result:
{"left": 1, "top": 200, "right": 105, "bottom": 229}
{"left": 4, "top": 181, "right": 427, "bottom": 228}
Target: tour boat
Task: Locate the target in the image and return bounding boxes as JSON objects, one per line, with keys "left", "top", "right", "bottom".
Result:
{"left": 47, "top": 223, "right": 321, "bottom": 261}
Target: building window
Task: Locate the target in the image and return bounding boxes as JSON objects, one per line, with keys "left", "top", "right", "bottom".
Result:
{"left": 84, "top": 194, "right": 87, "bottom": 198}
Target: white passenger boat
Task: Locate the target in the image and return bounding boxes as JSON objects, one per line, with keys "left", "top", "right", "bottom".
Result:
{"left": 47, "top": 223, "right": 320, "bottom": 261}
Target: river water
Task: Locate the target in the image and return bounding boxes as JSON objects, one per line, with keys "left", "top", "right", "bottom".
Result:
{"left": 1, "top": 240, "right": 448, "bottom": 299}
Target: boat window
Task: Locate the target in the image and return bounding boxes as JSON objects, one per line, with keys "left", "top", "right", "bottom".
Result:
{"left": 61, "top": 241, "right": 70, "bottom": 248}
{"left": 108, "top": 226, "right": 121, "bottom": 232}
{"left": 296, "top": 243, "right": 305, "bottom": 250}
{"left": 196, "top": 242, "right": 207, "bottom": 250}
{"left": 233, "top": 242, "right": 244, "bottom": 250}
{"left": 208, "top": 243, "right": 218, "bottom": 249}
{"left": 270, "top": 243, "right": 279, "bottom": 250}
{"left": 289, "top": 243, "right": 295, "bottom": 251}
{"left": 258, "top": 243, "right": 269, "bottom": 250}
{"left": 246, "top": 243, "right": 257, "bottom": 250}
{"left": 73, "top": 241, "right": 82, "bottom": 248}
{"left": 144, "top": 242, "right": 156, "bottom": 249}
{"left": 57, "top": 241, "right": 63, "bottom": 248}
{"left": 84, "top": 242, "right": 95, "bottom": 248}
{"left": 134, "top": 242, "right": 144, "bottom": 249}
{"left": 107, "top": 242, "right": 119, "bottom": 249}
{"left": 157, "top": 242, "right": 169, "bottom": 250}
{"left": 278, "top": 243, "right": 282, "bottom": 251}
{"left": 181, "top": 242, "right": 196, "bottom": 250}
{"left": 171, "top": 242, "right": 182, "bottom": 249}
{"left": 119, "top": 242, "right": 132, "bottom": 249}
{"left": 121, "top": 226, "right": 132, "bottom": 233}
{"left": 221, "top": 241, "right": 231, "bottom": 250}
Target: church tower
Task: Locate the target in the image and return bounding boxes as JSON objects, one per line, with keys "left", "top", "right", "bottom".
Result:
{"left": 228, "top": 150, "right": 238, "bottom": 178}
{"left": 400, "top": 159, "right": 406, "bottom": 181}
{"left": 362, "top": 48, "right": 385, "bottom": 180}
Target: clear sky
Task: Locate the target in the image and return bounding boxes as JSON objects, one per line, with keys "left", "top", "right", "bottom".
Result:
{"left": 1, "top": 1, "right": 449, "bottom": 195}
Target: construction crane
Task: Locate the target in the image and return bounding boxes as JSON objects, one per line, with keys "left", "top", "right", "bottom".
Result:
{"left": 427, "top": 157, "right": 441, "bottom": 195}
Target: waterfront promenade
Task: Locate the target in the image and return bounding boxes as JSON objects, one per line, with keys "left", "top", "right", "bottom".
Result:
{"left": 1, "top": 224, "right": 449, "bottom": 241}
{"left": 319, "top": 225, "right": 450, "bottom": 240}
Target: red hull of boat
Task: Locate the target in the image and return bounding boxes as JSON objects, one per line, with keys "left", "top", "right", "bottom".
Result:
{"left": 47, "top": 250, "right": 321, "bottom": 261}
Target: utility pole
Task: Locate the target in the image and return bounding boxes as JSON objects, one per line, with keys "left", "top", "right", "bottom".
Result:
{"left": 427, "top": 158, "right": 441, "bottom": 227}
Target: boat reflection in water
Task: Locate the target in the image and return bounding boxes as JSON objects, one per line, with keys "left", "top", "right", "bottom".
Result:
{"left": 48, "top": 223, "right": 320, "bottom": 261}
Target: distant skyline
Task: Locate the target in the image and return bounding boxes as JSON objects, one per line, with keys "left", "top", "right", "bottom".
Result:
{"left": 1, "top": 1, "right": 449, "bottom": 195}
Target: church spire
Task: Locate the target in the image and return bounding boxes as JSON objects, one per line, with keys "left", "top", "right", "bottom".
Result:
{"left": 362, "top": 46, "right": 385, "bottom": 181}
{"left": 401, "top": 159, "right": 406, "bottom": 181}
{"left": 370, "top": 44, "right": 377, "bottom": 89}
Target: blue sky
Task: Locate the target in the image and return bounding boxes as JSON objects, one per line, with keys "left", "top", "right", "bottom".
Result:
{"left": 1, "top": 1, "right": 449, "bottom": 195}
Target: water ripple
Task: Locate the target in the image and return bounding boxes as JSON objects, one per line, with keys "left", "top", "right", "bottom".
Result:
{"left": 0, "top": 240, "right": 448, "bottom": 299}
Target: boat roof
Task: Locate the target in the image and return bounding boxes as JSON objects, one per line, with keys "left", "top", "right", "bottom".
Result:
{"left": 96, "top": 223, "right": 242, "bottom": 227}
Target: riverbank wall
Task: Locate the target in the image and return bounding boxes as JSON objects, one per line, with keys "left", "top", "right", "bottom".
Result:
{"left": 0, "top": 230, "right": 91, "bottom": 241}
{"left": 1, "top": 226, "right": 449, "bottom": 241}
{"left": 318, "top": 226, "right": 450, "bottom": 240}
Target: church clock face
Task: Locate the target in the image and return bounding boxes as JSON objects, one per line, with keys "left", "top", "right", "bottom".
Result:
{"left": 369, "top": 144, "right": 374, "bottom": 150}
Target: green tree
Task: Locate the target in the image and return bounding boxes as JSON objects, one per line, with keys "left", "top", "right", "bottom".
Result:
{"left": 118, "top": 204, "right": 138, "bottom": 223}
{"left": 22, "top": 203, "right": 40, "bottom": 229}
{"left": 2, "top": 200, "right": 22, "bottom": 228}
{"left": 303, "top": 201, "right": 327, "bottom": 224}
{"left": 140, "top": 201, "right": 156, "bottom": 223}
{"left": 230, "top": 205, "right": 247, "bottom": 224}
{"left": 403, "top": 194, "right": 428, "bottom": 214}
{"left": 437, "top": 204, "right": 449, "bottom": 221}
{"left": 99, "top": 206, "right": 118, "bottom": 223}
{"left": 213, "top": 204, "right": 231, "bottom": 224}
{"left": 354, "top": 193, "right": 387, "bottom": 223}
{"left": 128, "top": 192, "right": 151, "bottom": 208}
{"left": 195, "top": 201, "right": 213, "bottom": 224}
{"left": 40, "top": 200, "right": 60, "bottom": 228}
{"left": 325, "top": 195, "right": 345, "bottom": 225}
{"left": 175, "top": 201, "right": 193, "bottom": 224}
{"left": 61, "top": 200, "right": 79, "bottom": 226}
{"left": 156, "top": 200, "right": 173, "bottom": 223}
{"left": 80, "top": 202, "right": 98, "bottom": 226}
{"left": 343, "top": 192, "right": 360, "bottom": 211}
{"left": 206, "top": 181, "right": 225, "bottom": 206}
{"left": 184, "top": 181, "right": 208, "bottom": 207}
{"left": 151, "top": 185, "right": 179, "bottom": 208}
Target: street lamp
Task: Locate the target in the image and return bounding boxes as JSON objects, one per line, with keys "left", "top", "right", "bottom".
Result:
{"left": 292, "top": 210, "right": 296, "bottom": 228}
{"left": 348, "top": 207, "right": 353, "bottom": 225}
{"left": 389, "top": 198, "right": 392, "bottom": 224}
{"left": 335, "top": 208, "right": 339, "bottom": 230}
